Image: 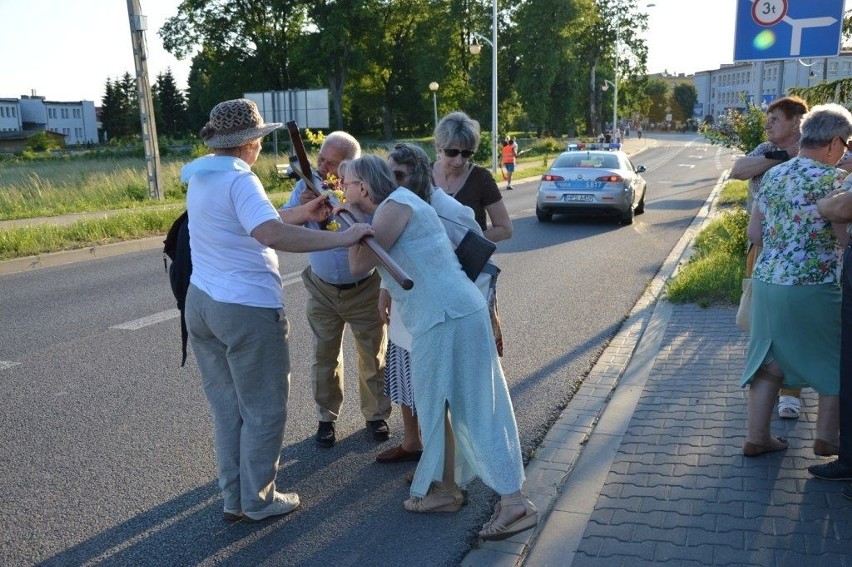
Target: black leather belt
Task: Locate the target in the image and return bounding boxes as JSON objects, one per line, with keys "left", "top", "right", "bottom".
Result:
{"left": 318, "top": 274, "right": 372, "bottom": 290}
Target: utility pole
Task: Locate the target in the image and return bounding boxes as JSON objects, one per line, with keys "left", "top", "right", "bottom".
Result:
{"left": 126, "top": 0, "right": 163, "bottom": 201}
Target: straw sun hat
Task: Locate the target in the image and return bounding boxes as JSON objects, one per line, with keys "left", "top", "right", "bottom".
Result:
{"left": 201, "top": 98, "right": 283, "bottom": 149}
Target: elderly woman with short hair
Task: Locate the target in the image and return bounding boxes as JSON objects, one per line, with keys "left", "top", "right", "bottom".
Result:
{"left": 742, "top": 103, "right": 852, "bottom": 459}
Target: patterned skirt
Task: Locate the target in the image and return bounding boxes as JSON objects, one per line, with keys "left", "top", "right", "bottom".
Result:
{"left": 383, "top": 339, "right": 416, "bottom": 413}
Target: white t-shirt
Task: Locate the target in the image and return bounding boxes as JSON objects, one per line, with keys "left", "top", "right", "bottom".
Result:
{"left": 183, "top": 155, "right": 284, "bottom": 308}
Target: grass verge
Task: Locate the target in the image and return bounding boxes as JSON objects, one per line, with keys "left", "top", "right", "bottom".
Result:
{"left": 665, "top": 180, "right": 749, "bottom": 307}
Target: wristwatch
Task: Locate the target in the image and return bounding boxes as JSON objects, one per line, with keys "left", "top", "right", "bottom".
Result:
{"left": 764, "top": 150, "right": 790, "bottom": 161}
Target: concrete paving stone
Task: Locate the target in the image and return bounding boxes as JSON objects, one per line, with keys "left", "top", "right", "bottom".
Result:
{"left": 593, "top": 495, "right": 642, "bottom": 513}
{"left": 609, "top": 509, "right": 665, "bottom": 528}
{"left": 627, "top": 461, "right": 675, "bottom": 476}
{"left": 712, "top": 546, "right": 775, "bottom": 566}
{"left": 743, "top": 500, "right": 801, "bottom": 520}
{"left": 716, "top": 487, "right": 771, "bottom": 504}
{"left": 654, "top": 541, "right": 721, "bottom": 562}
{"left": 597, "top": 482, "right": 622, "bottom": 499}
{"left": 805, "top": 534, "right": 852, "bottom": 555}
{"left": 592, "top": 538, "right": 657, "bottom": 560}
{"left": 654, "top": 452, "right": 700, "bottom": 466}
{"left": 481, "top": 538, "right": 528, "bottom": 557}
{"left": 691, "top": 498, "right": 744, "bottom": 517}
{"left": 685, "top": 526, "right": 745, "bottom": 549}
{"left": 460, "top": 547, "right": 522, "bottom": 567}
{"left": 582, "top": 520, "right": 633, "bottom": 542}
{"left": 744, "top": 529, "right": 809, "bottom": 551}
{"left": 636, "top": 497, "right": 693, "bottom": 515}
{"left": 669, "top": 486, "right": 718, "bottom": 502}
{"left": 770, "top": 516, "right": 832, "bottom": 537}
{"left": 661, "top": 510, "right": 716, "bottom": 531}
{"left": 523, "top": 467, "right": 568, "bottom": 488}
{"left": 617, "top": 484, "right": 670, "bottom": 500}
{"left": 631, "top": 523, "right": 688, "bottom": 546}
{"left": 713, "top": 515, "right": 767, "bottom": 533}
{"left": 694, "top": 474, "right": 741, "bottom": 490}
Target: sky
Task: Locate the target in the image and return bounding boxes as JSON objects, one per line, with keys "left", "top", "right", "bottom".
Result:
{"left": 1, "top": 0, "right": 760, "bottom": 105}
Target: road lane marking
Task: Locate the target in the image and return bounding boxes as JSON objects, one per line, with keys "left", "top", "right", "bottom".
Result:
{"left": 111, "top": 309, "right": 180, "bottom": 330}
{"left": 111, "top": 270, "right": 306, "bottom": 331}
{"left": 677, "top": 164, "right": 696, "bottom": 168}
{"left": 0, "top": 361, "right": 21, "bottom": 370}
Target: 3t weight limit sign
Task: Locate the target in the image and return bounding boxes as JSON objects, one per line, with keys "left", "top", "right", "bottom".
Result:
{"left": 753, "top": 0, "right": 788, "bottom": 27}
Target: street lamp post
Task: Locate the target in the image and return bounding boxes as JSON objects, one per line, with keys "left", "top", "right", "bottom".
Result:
{"left": 469, "top": 0, "right": 498, "bottom": 172}
{"left": 429, "top": 82, "right": 439, "bottom": 129}
{"left": 601, "top": 79, "right": 617, "bottom": 135}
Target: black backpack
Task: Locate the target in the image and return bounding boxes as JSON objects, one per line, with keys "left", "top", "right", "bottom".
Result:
{"left": 163, "top": 211, "right": 191, "bottom": 366}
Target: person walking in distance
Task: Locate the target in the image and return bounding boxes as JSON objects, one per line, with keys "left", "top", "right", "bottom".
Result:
{"left": 730, "top": 96, "right": 808, "bottom": 420}
{"left": 501, "top": 137, "right": 517, "bottom": 190}
{"left": 280, "top": 132, "right": 392, "bottom": 449}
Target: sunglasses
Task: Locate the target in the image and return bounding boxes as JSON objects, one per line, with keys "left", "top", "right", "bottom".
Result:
{"left": 442, "top": 148, "right": 474, "bottom": 158}
{"left": 392, "top": 170, "right": 410, "bottom": 183}
{"left": 837, "top": 137, "right": 852, "bottom": 151}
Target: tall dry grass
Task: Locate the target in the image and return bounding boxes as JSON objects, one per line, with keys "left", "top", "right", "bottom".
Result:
{"left": 0, "top": 154, "right": 294, "bottom": 221}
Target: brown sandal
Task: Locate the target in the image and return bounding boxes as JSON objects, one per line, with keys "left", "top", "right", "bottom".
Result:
{"left": 814, "top": 439, "right": 840, "bottom": 457}
{"left": 404, "top": 484, "right": 463, "bottom": 513}
{"left": 743, "top": 436, "right": 788, "bottom": 457}
{"left": 479, "top": 494, "right": 538, "bottom": 541}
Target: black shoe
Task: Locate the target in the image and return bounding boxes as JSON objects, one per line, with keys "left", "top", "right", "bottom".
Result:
{"left": 506, "top": 185, "right": 513, "bottom": 190}
{"left": 316, "top": 421, "right": 336, "bottom": 448}
{"left": 808, "top": 459, "right": 852, "bottom": 481}
{"left": 843, "top": 483, "right": 852, "bottom": 502}
{"left": 366, "top": 419, "right": 390, "bottom": 442}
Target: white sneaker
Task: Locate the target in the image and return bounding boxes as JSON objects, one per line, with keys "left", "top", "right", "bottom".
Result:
{"left": 244, "top": 492, "right": 300, "bottom": 522}
{"left": 778, "top": 395, "right": 801, "bottom": 419}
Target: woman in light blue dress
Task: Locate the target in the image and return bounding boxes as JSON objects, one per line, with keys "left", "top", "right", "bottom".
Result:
{"left": 336, "top": 154, "right": 537, "bottom": 541}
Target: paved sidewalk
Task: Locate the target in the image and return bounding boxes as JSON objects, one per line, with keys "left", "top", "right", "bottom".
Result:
{"left": 463, "top": 167, "right": 852, "bottom": 565}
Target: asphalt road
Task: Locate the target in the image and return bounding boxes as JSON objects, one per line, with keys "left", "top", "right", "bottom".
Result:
{"left": 0, "top": 134, "right": 735, "bottom": 566}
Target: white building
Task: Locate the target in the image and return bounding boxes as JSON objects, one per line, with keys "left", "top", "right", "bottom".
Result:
{"left": 694, "top": 52, "right": 852, "bottom": 119}
{"left": 0, "top": 98, "right": 22, "bottom": 132}
{"left": 0, "top": 94, "right": 99, "bottom": 146}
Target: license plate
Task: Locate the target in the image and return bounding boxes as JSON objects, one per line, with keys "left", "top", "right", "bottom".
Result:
{"left": 555, "top": 180, "right": 601, "bottom": 189}
{"left": 562, "top": 194, "right": 594, "bottom": 202}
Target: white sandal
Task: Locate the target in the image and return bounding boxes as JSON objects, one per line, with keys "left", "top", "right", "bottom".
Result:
{"left": 479, "top": 495, "right": 538, "bottom": 541}
{"left": 778, "top": 395, "right": 801, "bottom": 419}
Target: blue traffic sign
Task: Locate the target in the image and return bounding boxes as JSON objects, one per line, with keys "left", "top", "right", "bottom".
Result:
{"left": 734, "top": 0, "right": 844, "bottom": 62}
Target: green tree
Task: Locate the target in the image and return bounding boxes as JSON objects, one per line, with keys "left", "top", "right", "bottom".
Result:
{"left": 153, "top": 68, "right": 188, "bottom": 138}
{"left": 645, "top": 77, "right": 668, "bottom": 123}
{"left": 672, "top": 82, "right": 697, "bottom": 123}
{"left": 100, "top": 73, "right": 138, "bottom": 141}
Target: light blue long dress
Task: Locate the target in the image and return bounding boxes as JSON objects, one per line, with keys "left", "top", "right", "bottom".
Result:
{"left": 376, "top": 187, "right": 524, "bottom": 498}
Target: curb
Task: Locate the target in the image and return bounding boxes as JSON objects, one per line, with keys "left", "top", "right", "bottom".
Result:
{"left": 0, "top": 237, "right": 164, "bottom": 277}
{"left": 461, "top": 169, "right": 730, "bottom": 566}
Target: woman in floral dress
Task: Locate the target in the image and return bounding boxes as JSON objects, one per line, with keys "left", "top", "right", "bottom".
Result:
{"left": 742, "top": 103, "right": 852, "bottom": 458}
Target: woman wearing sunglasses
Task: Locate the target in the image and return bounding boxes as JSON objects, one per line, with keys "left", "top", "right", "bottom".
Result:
{"left": 431, "top": 111, "right": 513, "bottom": 244}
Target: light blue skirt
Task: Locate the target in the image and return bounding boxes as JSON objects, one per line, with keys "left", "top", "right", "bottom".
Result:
{"left": 740, "top": 280, "right": 841, "bottom": 395}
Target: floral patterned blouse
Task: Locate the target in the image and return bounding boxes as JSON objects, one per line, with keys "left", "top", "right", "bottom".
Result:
{"left": 753, "top": 156, "right": 846, "bottom": 286}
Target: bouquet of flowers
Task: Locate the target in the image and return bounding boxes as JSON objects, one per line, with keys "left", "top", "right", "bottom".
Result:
{"left": 320, "top": 174, "right": 345, "bottom": 231}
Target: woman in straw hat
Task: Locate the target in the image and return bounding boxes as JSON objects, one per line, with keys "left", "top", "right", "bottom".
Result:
{"left": 181, "top": 98, "right": 372, "bottom": 522}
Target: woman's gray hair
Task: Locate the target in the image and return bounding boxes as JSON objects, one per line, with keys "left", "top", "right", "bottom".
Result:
{"left": 322, "top": 131, "right": 361, "bottom": 160}
{"left": 434, "top": 111, "right": 480, "bottom": 152}
{"left": 340, "top": 154, "right": 397, "bottom": 205}
{"left": 389, "top": 143, "right": 433, "bottom": 203}
{"left": 800, "top": 103, "right": 852, "bottom": 148}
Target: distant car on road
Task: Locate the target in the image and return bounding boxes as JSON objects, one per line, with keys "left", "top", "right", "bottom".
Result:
{"left": 535, "top": 150, "right": 647, "bottom": 224}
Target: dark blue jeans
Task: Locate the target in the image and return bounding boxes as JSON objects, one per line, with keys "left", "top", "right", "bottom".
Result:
{"left": 840, "top": 245, "right": 852, "bottom": 464}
